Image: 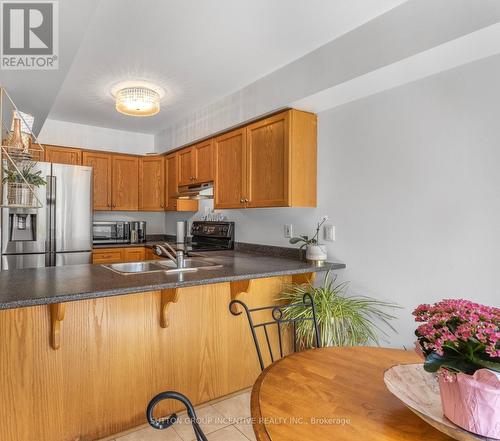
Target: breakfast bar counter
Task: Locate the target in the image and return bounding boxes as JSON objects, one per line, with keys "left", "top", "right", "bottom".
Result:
{"left": 0, "top": 250, "right": 345, "bottom": 310}
{"left": 0, "top": 249, "right": 345, "bottom": 441}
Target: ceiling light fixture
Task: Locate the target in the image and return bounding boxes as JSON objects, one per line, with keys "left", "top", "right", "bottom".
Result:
{"left": 111, "top": 81, "right": 165, "bottom": 117}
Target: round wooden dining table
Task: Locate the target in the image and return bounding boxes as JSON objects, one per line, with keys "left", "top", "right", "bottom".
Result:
{"left": 251, "top": 347, "right": 453, "bottom": 441}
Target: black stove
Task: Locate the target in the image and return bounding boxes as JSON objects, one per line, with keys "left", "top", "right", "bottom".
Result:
{"left": 182, "top": 221, "right": 234, "bottom": 252}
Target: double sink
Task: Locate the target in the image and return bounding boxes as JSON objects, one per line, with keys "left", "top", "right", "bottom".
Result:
{"left": 103, "top": 257, "right": 222, "bottom": 275}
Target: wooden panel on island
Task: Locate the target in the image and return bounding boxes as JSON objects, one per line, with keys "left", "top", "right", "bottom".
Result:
{"left": 0, "top": 275, "right": 305, "bottom": 441}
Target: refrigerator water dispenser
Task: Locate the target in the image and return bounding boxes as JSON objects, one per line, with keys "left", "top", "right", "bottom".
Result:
{"left": 9, "top": 212, "right": 36, "bottom": 242}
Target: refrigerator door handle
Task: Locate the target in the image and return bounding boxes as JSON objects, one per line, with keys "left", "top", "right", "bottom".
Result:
{"left": 47, "top": 175, "right": 57, "bottom": 266}
{"left": 45, "top": 174, "right": 53, "bottom": 260}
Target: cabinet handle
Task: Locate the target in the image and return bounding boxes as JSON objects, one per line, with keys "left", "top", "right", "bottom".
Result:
{"left": 240, "top": 198, "right": 244, "bottom": 203}
{"left": 245, "top": 198, "right": 249, "bottom": 203}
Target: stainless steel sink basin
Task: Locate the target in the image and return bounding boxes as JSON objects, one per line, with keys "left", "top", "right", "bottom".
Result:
{"left": 102, "top": 258, "right": 222, "bottom": 275}
{"left": 155, "top": 258, "right": 222, "bottom": 270}
{"left": 103, "top": 261, "right": 165, "bottom": 274}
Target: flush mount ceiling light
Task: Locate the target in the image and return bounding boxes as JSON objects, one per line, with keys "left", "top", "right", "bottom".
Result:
{"left": 111, "top": 81, "right": 165, "bottom": 117}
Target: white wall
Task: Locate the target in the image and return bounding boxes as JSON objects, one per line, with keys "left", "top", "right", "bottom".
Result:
{"left": 38, "top": 119, "right": 163, "bottom": 230}
{"left": 167, "top": 54, "right": 500, "bottom": 347}
{"left": 155, "top": 0, "right": 500, "bottom": 151}
{"left": 38, "top": 119, "right": 155, "bottom": 154}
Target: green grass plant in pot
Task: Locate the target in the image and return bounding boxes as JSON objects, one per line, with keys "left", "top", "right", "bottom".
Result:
{"left": 278, "top": 271, "right": 399, "bottom": 348}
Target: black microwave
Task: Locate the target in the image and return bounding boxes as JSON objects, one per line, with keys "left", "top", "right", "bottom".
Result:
{"left": 92, "top": 221, "right": 130, "bottom": 244}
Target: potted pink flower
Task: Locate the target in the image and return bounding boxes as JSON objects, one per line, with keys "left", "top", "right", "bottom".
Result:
{"left": 413, "top": 299, "right": 500, "bottom": 438}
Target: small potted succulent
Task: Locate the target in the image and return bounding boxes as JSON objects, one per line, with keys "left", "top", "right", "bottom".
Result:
{"left": 289, "top": 215, "right": 329, "bottom": 264}
{"left": 414, "top": 299, "right": 500, "bottom": 438}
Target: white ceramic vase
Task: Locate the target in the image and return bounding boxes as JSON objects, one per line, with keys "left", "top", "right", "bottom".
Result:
{"left": 305, "top": 244, "right": 327, "bottom": 263}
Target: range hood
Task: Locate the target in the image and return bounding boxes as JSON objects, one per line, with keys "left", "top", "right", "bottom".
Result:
{"left": 177, "top": 182, "right": 213, "bottom": 200}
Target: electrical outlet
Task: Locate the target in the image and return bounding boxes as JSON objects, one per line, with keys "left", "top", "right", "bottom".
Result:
{"left": 284, "top": 224, "right": 293, "bottom": 238}
{"left": 324, "top": 224, "right": 335, "bottom": 241}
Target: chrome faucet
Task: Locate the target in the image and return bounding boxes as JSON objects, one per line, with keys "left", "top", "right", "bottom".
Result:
{"left": 154, "top": 243, "right": 186, "bottom": 268}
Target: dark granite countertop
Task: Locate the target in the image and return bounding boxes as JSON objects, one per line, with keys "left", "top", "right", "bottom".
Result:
{"left": 0, "top": 250, "right": 346, "bottom": 310}
{"left": 93, "top": 242, "right": 159, "bottom": 249}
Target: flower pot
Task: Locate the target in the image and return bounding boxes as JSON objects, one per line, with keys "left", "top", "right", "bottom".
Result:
{"left": 305, "top": 244, "right": 327, "bottom": 264}
{"left": 438, "top": 368, "right": 500, "bottom": 438}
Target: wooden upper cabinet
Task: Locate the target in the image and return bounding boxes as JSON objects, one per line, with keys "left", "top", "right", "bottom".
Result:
{"left": 165, "top": 153, "right": 198, "bottom": 212}
{"left": 192, "top": 139, "right": 214, "bottom": 184}
{"left": 246, "top": 112, "right": 289, "bottom": 208}
{"left": 44, "top": 145, "right": 82, "bottom": 165}
{"left": 82, "top": 151, "right": 112, "bottom": 211}
{"left": 112, "top": 155, "right": 139, "bottom": 210}
{"left": 139, "top": 156, "right": 165, "bottom": 211}
{"left": 213, "top": 109, "right": 316, "bottom": 209}
{"left": 214, "top": 128, "right": 247, "bottom": 209}
{"left": 177, "top": 148, "right": 194, "bottom": 186}
{"left": 165, "top": 153, "right": 178, "bottom": 211}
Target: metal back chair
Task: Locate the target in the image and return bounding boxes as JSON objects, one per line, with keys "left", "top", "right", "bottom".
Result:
{"left": 147, "top": 391, "right": 207, "bottom": 441}
{"left": 229, "top": 293, "right": 321, "bottom": 371}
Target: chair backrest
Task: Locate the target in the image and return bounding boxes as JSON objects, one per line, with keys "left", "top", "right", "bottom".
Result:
{"left": 147, "top": 390, "right": 207, "bottom": 441}
{"left": 229, "top": 293, "right": 321, "bottom": 371}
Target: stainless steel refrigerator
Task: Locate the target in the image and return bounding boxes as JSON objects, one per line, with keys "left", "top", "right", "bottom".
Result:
{"left": 1, "top": 162, "right": 92, "bottom": 270}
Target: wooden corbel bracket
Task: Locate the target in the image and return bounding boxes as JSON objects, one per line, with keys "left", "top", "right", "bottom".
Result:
{"left": 229, "top": 279, "right": 254, "bottom": 314}
{"left": 160, "top": 288, "right": 180, "bottom": 328}
{"left": 49, "top": 303, "right": 66, "bottom": 350}
{"left": 291, "top": 272, "right": 316, "bottom": 285}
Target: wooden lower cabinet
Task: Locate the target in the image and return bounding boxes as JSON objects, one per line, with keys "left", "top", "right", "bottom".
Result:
{"left": 0, "top": 276, "right": 296, "bottom": 441}
{"left": 92, "top": 247, "right": 146, "bottom": 264}
{"left": 145, "top": 247, "right": 161, "bottom": 260}
{"left": 92, "top": 248, "right": 124, "bottom": 264}
{"left": 124, "top": 247, "right": 146, "bottom": 262}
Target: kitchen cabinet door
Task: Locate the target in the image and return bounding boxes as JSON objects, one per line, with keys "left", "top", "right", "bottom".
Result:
{"left": 139, "top": 156, "right": 165, "bottom": 211}
{"left": 177, "top": 148, "right": 194, "bottom": 186}
{"left": 112, "top": 154, "right": 139, "bottom": 210}
{"left": 92, "top": 248, "right": 124, "bottom": 264}
{"left": 44, "top": 145, "right": 82, "bottom": 165}
{"left": 246, "top": 112, "right": 289, "bottom": 207}
{"left": 165, "top": 153, "right": 198, "bottom": 211}
{"left": 124, "top": 247, "right": 146, "bottom": 261}
{"left": 82, "top": 151, "right": 112, "bottom": 211}
{"left": 145, "top": 247, "right": 161, "bottom": 260}
{"left": 214, "top": 127, "right": 247, "bottom": 209}
{"left": 192, "top": 139, "right": 214, "bottom": 183}
{"left": 165, "top": 153, "right": 178, "bottom": 210}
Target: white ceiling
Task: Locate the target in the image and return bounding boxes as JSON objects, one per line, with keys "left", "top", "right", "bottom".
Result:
{"left": 0, "top": 0, "right": 100, "bottom": 135}
{"left": 46, "top": 0, "right": 407, "bottom": 134}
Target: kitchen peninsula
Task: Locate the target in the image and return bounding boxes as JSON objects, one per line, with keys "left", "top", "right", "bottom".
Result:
{"left": 0, "top": 247, "right": 345, "bottom": 441}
